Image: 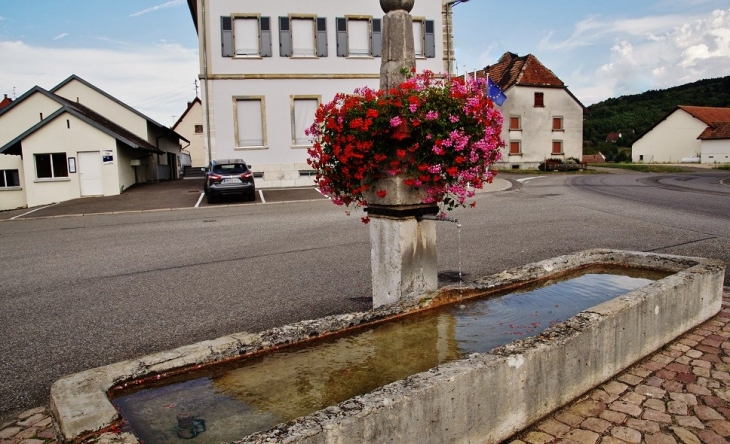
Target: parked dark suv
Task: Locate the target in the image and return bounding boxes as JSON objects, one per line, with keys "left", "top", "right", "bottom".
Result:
{"left": 203, "top": 159, "right": 256, "bottom": 204}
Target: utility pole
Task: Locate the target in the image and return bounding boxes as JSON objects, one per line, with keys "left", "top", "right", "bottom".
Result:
{"left": 194, "top": 79, "right": 199, "bottom": 98}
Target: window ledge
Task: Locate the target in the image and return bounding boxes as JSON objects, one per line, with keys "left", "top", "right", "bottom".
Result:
{"left": 509, "top": 128, "right": 522, "bottom": 132}
{"left": 290, "top": 55, "right": 319, "bottom": 59}
{"left": 551, "top": 152, "right": 565, "bottom": 156}
{"left": 346, "top": 55, "right": 374, "bottom": 59}
{"left": 552, "top": 129, "right": 564, "bottom": 132}
{"left": 0, "top": 186, "right": 22, "bottom": 191}
{"left": 233, "top": 55, "right": 263, "bottom": 59}
{"left": 508, "top": 153, "right": 523, "bottom": 156}
{"left": 291, "top": 144, "right": 313, "bottom": 149}
{"left": 234, "top": 146, "right": 269, "bottom": 151}
{"left": 34, "top": 178, "right": 70, "bottom": 183}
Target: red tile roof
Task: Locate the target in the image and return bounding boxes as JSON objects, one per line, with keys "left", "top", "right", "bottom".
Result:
{"left": 482, "top": 52, "right": 565, "bottom": 90}
{"left": 583, "top": 154, "right": 605, "bottom": 163}
{"left": 679, "top": 106, "right": 730, "bottom": 126}
{"left": 698, "top": 122, "right": 730, "bottom": 140}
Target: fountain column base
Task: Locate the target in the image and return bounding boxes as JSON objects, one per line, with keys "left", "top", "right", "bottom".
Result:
{"left": 368, "top": 208, "right": 438, "bottom": 308}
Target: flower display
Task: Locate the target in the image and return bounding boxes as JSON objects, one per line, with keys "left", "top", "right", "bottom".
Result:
{"left": 306, "top": 70, "right": 504, "bottom": 218}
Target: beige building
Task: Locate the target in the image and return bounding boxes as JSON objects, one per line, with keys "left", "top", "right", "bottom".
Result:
{"left": 186, "top": 0, "right": 452, "bottom": 188}
{"left": 0, "top": 75, "right": 187, "bottom": 210}
{"left": 632, "top": 106, "right": 730, "bottom": 164}
{"left": 172, "top": 97, "right": 206, "bottom": 168}
{"left": 473, "top": 52, "right": 584, "bottom": 170}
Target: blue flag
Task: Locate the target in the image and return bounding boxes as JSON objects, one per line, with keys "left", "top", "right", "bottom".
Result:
{"left": 487, "top": 77, "right": 507, "bottom": 106}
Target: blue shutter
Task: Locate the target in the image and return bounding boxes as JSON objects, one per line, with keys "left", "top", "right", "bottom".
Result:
{"left": 371, "top": 18, "right": 382, "bottom": 57}
{"left": 317, "top": 17, "right": 328, "bottom": 57}
{"left": 336, "top": 18, "right": 347, "bottom": 57}
{"left": 424, "top": 20, "right": 435, "bottom": 58}
{"left": 279, "top": 17, "right": 291, "bottom": 57}
{"left": 221, "top": 16, "right": 233, "bottom": 57}
{"left": 260, "top": 16, "right": 272, "bottom": 57}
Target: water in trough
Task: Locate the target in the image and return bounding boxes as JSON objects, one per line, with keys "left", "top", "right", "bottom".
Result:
{"left": 112, "top": 268, "right": 664, "bottom": 443}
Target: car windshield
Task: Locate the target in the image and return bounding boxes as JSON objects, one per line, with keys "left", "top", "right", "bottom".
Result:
{"left": 213, "top": 164, "right": 247, "bottom": 174}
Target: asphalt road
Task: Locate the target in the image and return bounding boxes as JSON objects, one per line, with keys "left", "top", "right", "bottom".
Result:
{"left": 1, "top": 170, "right": 729, "bottom": 422}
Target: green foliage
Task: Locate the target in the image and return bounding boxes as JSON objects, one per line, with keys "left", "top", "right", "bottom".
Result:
{"left": 712, "top": 164, "right": 730, "bottom": 170}
{"left": 584, "top": 76, "right": 730, "bottom": 149}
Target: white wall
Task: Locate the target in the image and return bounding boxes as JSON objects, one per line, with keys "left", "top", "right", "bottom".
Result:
{"left": 0, "top": 153, "right": 27, "bottom": 210}
{"left": 174, "top": 101, "right": 206, "bottom": 167}
{"left": 632, "top": 110, "right": 705, "bottom": 163}
{"left": 701, "top": 139, "right": 730, "bottom": 164}
{"left": 497, "top": 86, "right": 583, "bottom": 168}
{"left": 54, "top": 80, "right": 149, "bottom": 141}
{"left": 21, "top": 114, "right": 121, "bottom": 207}
{"left": 0, "top": 92, "right": 62, "bottom": 148}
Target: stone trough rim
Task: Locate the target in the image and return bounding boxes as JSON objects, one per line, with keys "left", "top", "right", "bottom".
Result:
{"left": 49, "top": 249, "right": 725, "bottom": 443}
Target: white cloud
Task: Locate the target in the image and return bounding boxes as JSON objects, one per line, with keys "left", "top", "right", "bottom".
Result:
{"left": 53, "top": 33, "right": 69, "bottom": 41}
{"left": 566, "top": 8, "right": 730, "bottom": 104}
{"left": 92, "top": 36, "right": 128, "bottom": 46}
{"left": 130, "top": 0, "right": 185, "bottom": 18}
{"left": 0, "top": 40, "right": 199, "bottom": 125}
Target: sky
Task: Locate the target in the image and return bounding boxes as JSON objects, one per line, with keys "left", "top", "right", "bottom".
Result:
{"left": 0, "top": 1, "right": 729, "bottom": 125}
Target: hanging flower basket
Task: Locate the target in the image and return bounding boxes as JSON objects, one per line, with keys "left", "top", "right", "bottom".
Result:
{"left": 306, "top": 70, "right": 504, "bottom": 222}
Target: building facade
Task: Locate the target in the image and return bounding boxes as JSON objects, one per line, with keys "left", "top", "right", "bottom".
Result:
{"left": 0, "top": 76, "right": 186, "bottom": 210}
{"left": 187, "top": 0, "right": 451, "bottom": 188}
{"left": 632, "top": 106, "right": 730, "bottom": 164}
{"left": 172, "top": 97, "right": 206, "bottom": 168}
{"left": 474, "top": 52, "right": 584, "bottom": 170}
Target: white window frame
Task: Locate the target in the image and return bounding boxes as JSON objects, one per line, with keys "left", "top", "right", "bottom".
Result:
{"left": 347, "top": 17, "right": 371, "bottom": 57}
{"left": 233, "top": 96, "right": 267, "bottom": 149}
{"left": 0, "top": 169, "right": 21, "bottom": 189}
{"left": 291, "top": 15, "right": 317, "bottom": 57}
{"left": 290, "top": 95, "right": 321, "bottom": 148}
{"left": 412, "top": 17, "right": 425, "bottom": 58}
{"left": 232, "top": 14, "right": 261, "bottom": 58}
{"left": 34, "top": 153, "right": 69, "bottom": 180}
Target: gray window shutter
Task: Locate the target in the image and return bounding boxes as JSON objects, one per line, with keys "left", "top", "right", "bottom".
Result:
{"left": 317, "top": 17, "right": 328, "bottom": 57}
{"left": 260, "top": 16, "right": 272, "bottom": 57}
{"left": 279, "top": 17, "right": 291, "bottom": 57}
{"left": 371, "top": 18, "right": 382, "bottom": 57}
{"left": 221, "top": 16, "right": 233, "bottom": 57}
{"left": 424, "top": 20, "right": 435, "bottom": 58}
{"left": 336, "top": 17, "right": 347, "bottom": 57}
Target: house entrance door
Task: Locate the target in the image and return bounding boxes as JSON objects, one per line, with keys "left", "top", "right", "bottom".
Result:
{"left": 79, "top": 151, "right": 103, "bottom": 196}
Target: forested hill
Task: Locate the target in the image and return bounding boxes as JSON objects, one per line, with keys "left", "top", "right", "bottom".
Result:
{"left": 584, "top": 76, "right": 730, "bottom": 149}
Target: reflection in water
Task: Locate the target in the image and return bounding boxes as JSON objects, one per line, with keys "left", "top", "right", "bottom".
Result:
{"left": 113, "top": 271, "right": 659, "bottom": 444}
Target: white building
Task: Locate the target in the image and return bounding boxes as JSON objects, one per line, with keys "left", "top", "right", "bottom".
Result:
{"left": 632, "top": 106, "right": 730, "bottom": 164}
{"left": 186, "top": 0, "right": 451, "bottom": 188}
{"left": 172, "top": 97, "right": 206, "bottom": 168}
{"left": 474, "top": 52, "right": 584, "bottom": 170}
{"left": 0, "top": 75, "right": 187, "bottom": 210}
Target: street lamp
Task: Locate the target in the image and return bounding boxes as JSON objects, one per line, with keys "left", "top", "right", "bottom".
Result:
{"left": 445, "top": 0, "right": 469, "bottom": 75}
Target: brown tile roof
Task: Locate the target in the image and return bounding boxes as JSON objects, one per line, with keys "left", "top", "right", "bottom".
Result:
{"left": 698, "top": 122, "right": 730, "bottom": 140}
{"left": 482, "top": 52, "right": 565, "bottom": 90}
{"left": 679, "top": 106, "right": 730, "bottom": 126}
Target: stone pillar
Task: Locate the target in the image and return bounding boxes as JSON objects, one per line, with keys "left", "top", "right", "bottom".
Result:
{"left": 368, "top": 0, "right": 438, "bottom": 308}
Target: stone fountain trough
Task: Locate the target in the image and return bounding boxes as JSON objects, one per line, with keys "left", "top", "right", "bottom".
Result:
{"left": 50, "top": 249, "right": 725, "bottom": 443}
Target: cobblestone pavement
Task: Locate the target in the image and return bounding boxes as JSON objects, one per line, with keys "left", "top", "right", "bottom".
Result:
{"left": 2, "top": 291, "right": 729, "bottom": 444}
